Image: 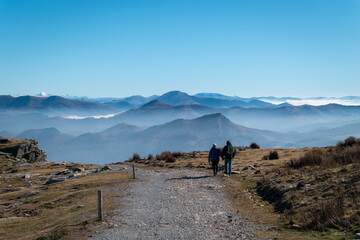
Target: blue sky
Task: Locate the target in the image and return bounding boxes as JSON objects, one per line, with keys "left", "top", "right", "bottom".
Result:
{"left": 0, "top": 0, "right": 359, "bottom": 98}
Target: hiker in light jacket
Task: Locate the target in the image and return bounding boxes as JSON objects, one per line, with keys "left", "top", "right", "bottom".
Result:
{"left": 222, "top": 140, "right": 236, "bottom": 176}
{"left": 208, "top": 143, "right": 221, "bottom": 176}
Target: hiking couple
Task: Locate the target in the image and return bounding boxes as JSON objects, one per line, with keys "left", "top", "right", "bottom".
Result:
{"left": 208, "top": 141, "right": 236, "bottom": 176}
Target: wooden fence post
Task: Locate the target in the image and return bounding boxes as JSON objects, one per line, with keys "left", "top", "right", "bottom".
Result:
{"left": 98, "top": 190, "right": 103, "bottom": 221}
{"left": 132, "top": 165, "right": 136, "bottom": 179}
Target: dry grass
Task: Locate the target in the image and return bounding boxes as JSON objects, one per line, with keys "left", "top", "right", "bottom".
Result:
{"left": 127, "top": 143, "right": 359, "bottom": 239}
{"left": 0, "top": 162, "right": 133, "bottom": 240}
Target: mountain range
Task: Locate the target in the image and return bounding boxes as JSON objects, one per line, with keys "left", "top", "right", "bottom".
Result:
{"left": 1, "top": 91, "right": 360, "bottom": 164}
{"left": 12, "top": 113, "right": 360, "bottom": 164}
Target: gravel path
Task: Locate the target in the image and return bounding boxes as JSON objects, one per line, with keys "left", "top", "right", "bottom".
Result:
{"left": 90, "top": 168, "right": 262, "bottom": 240}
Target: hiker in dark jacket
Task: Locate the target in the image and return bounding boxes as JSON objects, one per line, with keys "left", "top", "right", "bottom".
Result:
{"left": 222, "top": 140, "right": 236, "bottom": 176}
{"left": 208, "top": 143, "right": 221, "bottom": 176}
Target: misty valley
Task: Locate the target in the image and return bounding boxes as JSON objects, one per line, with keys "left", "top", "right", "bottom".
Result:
{"left": 1, "top": 91, "right": 360, "bottom": 164}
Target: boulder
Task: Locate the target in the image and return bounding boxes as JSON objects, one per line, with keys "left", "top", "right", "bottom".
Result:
{"left": 297, "top": 182, "right": 305, "bottom": 189}
{"left": 72, "top": 167, "right": 85, "bottom": 172}
{"left": 45, "top": 178, "right": 66, "bottom": 185}
{"left": 18, "top": 191, "right": 40, "bottom": 199}
{"left": 100, "top": 166, "right": 112, "bottom": 171}
{"left": 0, "top": 139, "right": 46, "bottom": 163}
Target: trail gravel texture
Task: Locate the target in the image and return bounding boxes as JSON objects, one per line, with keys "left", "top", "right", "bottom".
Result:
{"left": 90, "top": 168, "right": 263, "bottom": 240}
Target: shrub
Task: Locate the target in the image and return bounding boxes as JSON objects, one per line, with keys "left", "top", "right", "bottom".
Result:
{"left": 158, "top": 151, "right": 176, "bottom": 163}
{"left": 336, "top": 136, "right": 360, "bottom": 149}
{"left": 289, "top": 137, "right": 360, "bottom": 169}
{"left": 147, "top": 154, "right": 153, "bottom": 160}
{"left": 250, "top": 142, "right": 260, "bottom": 149}
{"left": 299, "top": 188, "right": 347, "bottom": 231}
{"left": 289, "top": 149, "right": 325, "bottom": 169}
{"left": 269, "top": 150, "right": 279, "bottom": 160}
{"left": 172, "top": 151, "right": 184, "bottom": 158}
{"left": 132, "top": 153, "right": 140, "bottom": 161}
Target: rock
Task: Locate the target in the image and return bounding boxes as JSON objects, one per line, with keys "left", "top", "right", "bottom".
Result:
{"left": 8, "top": 202, "right": 23, "bottom": 209}
{"left": 55, "top": 169, "right": 71, "bottom": 175}
{"left": 242, "top": 166, "right": 249, "bottom": 170}
{"left": 261, "top": 162, "right": 275, "bottom": 166}
{"left": 291, "top": 224, "right": 301, "bottom": 229}
{"left": 77, "top": 205, "right": 85, "bottom": 208}
{"left": 249, "top": 166, "right": 256, "bottom": 170}
{"left": 356, "top": 233, "right": 360, "bottom": 239}
{"left": 100, "top": 166, "right": 112, "bottom": 172}
{"left": 196, "top": 165, "right": 206, "bottom": 168}
{"left": 231, "top": 171, "right": 240, "bottom": 174}
{"left": 297, "top": 182, "right": 305, "bottom": 189}
{"left": 340, "top": 179, "right": 346, "bottom": 184}
{"left": 52, "top": 198, "right": 62, "bottom": 203}
{"left": 5, "top": 187, "right": 25, "bottom": 192}
{"left": 254, "top": 170, "right": 261, "bottom": 174}
{"left": 0, "top": 139, "right": 46, "bottom": 163}
{"left": 72, "top": 167, "right": 85, "bottom": 172}
{"left": 268, "top": 178, "right": 279, "bottom": 185}
{"left": 22, "top": 174, "right": 31, "bottom": 179}
{"left": 45, "top": 178, "right": 66, "bottom": 185}
{"left": 18, "top": 191, "right": 40, "bottom": 199}
{"left": 68, "top": 172, "right": 82, "bottom": 178}
{"left": 253, "top": 163, "right": 259, "bottom": 167}
{"left": 0, "top": 217, "right": 22, "bottom": 221}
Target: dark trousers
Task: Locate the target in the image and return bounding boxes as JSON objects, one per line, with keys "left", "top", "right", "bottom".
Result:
{"left": 212, "top": 161, "right": 219, "bottom": 176}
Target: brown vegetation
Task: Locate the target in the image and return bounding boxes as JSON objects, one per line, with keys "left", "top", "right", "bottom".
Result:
{"left": 250, "top": 142, "right": 260, "bottom": 149}
{"left": 262, "top": 150, "right": 279, "bottom": 160}
{"left": 0, "top": 162, "right": 133, "bottom": 240}
{"left": 126, "top": 137, "right": 360, "bottom": 239}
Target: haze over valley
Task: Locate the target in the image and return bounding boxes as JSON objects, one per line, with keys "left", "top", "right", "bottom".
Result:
{"left": 1, "top": 91, "right": 360, "bottom": 164}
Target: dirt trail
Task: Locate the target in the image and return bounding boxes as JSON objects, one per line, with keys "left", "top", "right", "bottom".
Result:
{"left": 90, "top": 168, "right": 263, "bottom": 240}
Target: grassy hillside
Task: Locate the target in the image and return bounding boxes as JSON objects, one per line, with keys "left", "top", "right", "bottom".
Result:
{"left": 0, "top": 137, "right": 134, "bottom": 240}
{"left": 127, "top": 137, "right": 360, "bottom": 240}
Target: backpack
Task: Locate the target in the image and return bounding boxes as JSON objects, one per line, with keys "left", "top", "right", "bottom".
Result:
{"left": 227, "top": 145, "right": 234, "bottom": 155}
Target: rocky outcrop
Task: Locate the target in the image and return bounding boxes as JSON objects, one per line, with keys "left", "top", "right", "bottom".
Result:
{"left": 0, "top": 137, "right": 47, "bottom": 164}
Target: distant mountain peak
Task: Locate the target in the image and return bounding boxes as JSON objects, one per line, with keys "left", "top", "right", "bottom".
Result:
{"left": 141, "top": 100, "right": 172, "bottom": 108}
{"left": 195, "top": 113, "right": 232, "bottom": 123}
{"left": 160, "top": 91, "right": 190, "bottom": 97}
{"left": 157, "top": 91, "right": 196, "bottom": 105}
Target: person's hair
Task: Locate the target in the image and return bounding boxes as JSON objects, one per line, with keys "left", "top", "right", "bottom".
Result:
{"left": 213, "top": 143, "right": 217, "bottom": 147}
{"left": 226, "top": 140, "right": 232, "bottom": 146}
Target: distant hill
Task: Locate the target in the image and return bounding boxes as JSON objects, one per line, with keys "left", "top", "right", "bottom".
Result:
{"left": 0, "top": 95, "right": 116, "bottom": 116}
{"left": 154, "top": 91, "right": 276, "bottom": 108}
{"left": 102, "top": 100, "right": 134, "bottom": 111}
{"left": 19, "top": 114, "right": 287, "bottom": 163}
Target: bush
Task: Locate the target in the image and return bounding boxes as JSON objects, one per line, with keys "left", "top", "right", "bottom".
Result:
{"left": 289, "top": 137, "right": 360, "bottom": 169}
{"left": 250, "top": 142, "right": 260, "bottom": 149}
{"left": 289, "top": 149, "right": 325, "bottom": 169}
{"left": 132, "top": 153, "right": 140, "bottom": 161}
{"left": 156, "top": 151, "right": 176, "bottom": 163}
{"left": 172, "top": 151, "right": 184, "bottom": 158}
{"left": 269, "top": 150, "right": 279, "bottom": 160}
{"left": 336, "top": 136, "right": 360, "bottom": 149}
{"left": 147, "top": 154, "right": 153, "bottom": 160}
